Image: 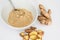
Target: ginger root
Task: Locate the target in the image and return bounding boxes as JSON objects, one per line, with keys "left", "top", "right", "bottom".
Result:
{"left": 38, "top": 4, "right": 52, "bottom": 25}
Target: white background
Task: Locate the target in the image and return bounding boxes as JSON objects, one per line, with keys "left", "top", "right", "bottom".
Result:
{"left": 0, "top": 0, "right": 60, "bottom": 40}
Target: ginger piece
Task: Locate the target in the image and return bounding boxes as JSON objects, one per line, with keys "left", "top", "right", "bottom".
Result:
{"left": 23, "top": 34, "right": 29, "bottom": 40}
{"left": 37, "top": 34, "right": 42, "bottom": 39}
{"left": 20, "top": 32, "right": 25, "bottom": 37}
{"left": 41, "top": 9, "right": 50, "bottom": 19}
{"left": 38, "top": 4, "right": 52, "bottom": 25}
{"left": 38, "top": 16, "right": 46, "bottom": 21}
{"left": 29, "top": 31, "right": 38, "bottom": 36}
{"left": 37, "top": 30, "right": 44, "bottom": 36}
{"left": 25, "top": 29, "right": 32, "bottom": 33}
{"left": 30, "top": 35, "right": 37, "bottom": 40}
{"left": 39, "top": 4, "right": 45, "bottom": 10}
{"left": 30, "top": 26, "right": 36, "bottom": 30}
{"left": 25, "top": 27, "right": 36, "bottom": 33}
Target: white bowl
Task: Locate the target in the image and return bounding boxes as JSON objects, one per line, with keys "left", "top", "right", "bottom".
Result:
{"left": 1, "top": 0, "right": 38, "bottom": 30}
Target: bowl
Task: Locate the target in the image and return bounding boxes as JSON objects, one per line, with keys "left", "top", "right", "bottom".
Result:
{"left": 1, "top": 0, "right": 38, "bottom": 30}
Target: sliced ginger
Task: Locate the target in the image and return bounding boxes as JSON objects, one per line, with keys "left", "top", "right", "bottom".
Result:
{"left": 20, "top": 27, "right": 44, "bottom": 40}
{"left": 23, "top": 34, "right": 29, "bottom": 40}
{"left": 38, "top": 4, "right": 52, "bottom": 25}
{"left": 20, "top": 32, "right": 25, "bottom": 37}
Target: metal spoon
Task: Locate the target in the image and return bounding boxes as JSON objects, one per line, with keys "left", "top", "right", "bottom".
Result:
{"left": 9, "top": 0, "right": 19, "bottom": 11}
{"left": 9, "top": 0, "right": 25, "bottom": 17}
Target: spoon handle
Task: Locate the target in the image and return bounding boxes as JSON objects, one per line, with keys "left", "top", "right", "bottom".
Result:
{"left": 9, "top": 0, "right": 15, "bottom": 9}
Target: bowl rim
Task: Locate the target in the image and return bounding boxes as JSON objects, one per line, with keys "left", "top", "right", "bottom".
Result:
{"left": 1, "top": 1, "right": 38, "bottom": 30}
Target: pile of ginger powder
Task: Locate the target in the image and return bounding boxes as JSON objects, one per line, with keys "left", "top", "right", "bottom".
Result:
{"left": 8, "top": 9, "right": 33, "bottom": 28}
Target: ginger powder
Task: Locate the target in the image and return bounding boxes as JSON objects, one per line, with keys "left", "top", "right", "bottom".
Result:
{"left": 8, "top": 9, "right": 33, "bottom": 28}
